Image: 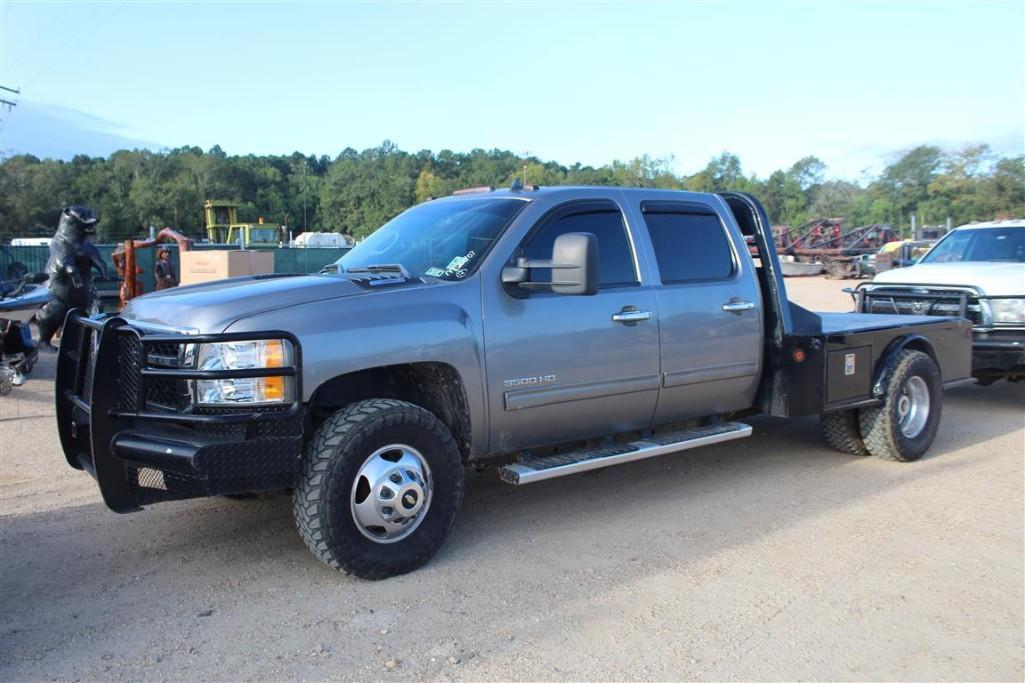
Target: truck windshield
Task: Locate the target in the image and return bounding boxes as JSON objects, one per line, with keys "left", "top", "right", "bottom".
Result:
{"left": 248, "top": 228, "right": 279, "bottom": 243}
{"left": 337, "top": 198, "right": 527, "bottom": 281}
{"left": 921, "top": 227, "right": 1024, "bottom": 264}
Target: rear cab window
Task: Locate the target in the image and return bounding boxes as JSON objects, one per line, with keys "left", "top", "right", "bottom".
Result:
{"left": 640, "top": 202, "right": 737, "bottom": 284}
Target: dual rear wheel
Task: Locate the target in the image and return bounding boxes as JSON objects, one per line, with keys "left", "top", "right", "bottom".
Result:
{"left": 821, "top": 349, "right": 942, "bottom": 462}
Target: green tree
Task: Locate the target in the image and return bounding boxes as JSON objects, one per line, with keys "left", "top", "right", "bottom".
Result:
{"left": 414, "top": 168, "right": 447, "bottom": 202}
{"left": 875, "top": 145, "right": 944, "bottom": 221}
{"left": 319, "top": 141, "right": 417, "bottom": 238}
{"left": 808, "top": 180, "right": 861, "bottom": 219}
{"left": 1, "top": 141, "right": 1021, "bottom": 244}
{"left": 684, "top": 152, "right": 753, "bottom": 193}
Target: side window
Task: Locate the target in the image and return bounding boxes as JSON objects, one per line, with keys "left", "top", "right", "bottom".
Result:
{"left": 643, "top": 210, "right": 735, "bottom": 283}
{"left": 523, "top": 208, "right": 637, "bottom": 288}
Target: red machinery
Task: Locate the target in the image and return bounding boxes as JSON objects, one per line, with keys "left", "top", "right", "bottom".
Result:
{"left": 112, "top": 228, "right": 193, "bottom": 309}
{"left": 766, "top": 219, "right": 900, "bottom": 278}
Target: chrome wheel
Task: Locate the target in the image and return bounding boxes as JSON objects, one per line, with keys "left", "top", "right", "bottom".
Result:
{"left": 350, "top": 444, "right": 433, "bottom": 544}
{"left": 897, "top": 375, "right": 930, "bottom": 438}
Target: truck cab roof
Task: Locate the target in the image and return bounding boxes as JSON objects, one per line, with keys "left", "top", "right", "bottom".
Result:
{"left": 437, "top": 185, "right": 724, "bottom": 204}
{"left": 951, "top": 219, "right": 1025, "bottom": 230}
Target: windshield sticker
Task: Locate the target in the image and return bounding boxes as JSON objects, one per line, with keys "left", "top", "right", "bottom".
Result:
{"left": 445, "top": 255, "right": 470, "bottom": 272}
{"left": 425, "top": 267, "right": 446, "bottom": 277}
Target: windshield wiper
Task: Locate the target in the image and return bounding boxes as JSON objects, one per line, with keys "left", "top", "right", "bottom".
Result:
{"left": 342, "top": 263, "right": 412, "bottom": 278}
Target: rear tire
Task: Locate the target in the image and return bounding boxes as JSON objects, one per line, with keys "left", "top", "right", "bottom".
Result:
{"left": 821, "top": 410, "right": 869, "bottom": 455}
{"left": 293, "top": 399, "right": 464, "bottom": 579}
{"left": 859, "top": 350, "right": 942, "bottom": 462}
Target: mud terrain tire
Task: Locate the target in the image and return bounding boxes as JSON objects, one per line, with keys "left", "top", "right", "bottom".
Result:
{"left": 859, "top": 350, "right": 942, "bottom": 462}
{"left": 821, "top": 410, "right": 869, "bottom": 455}
{"left": 294, "top": 399, "right": 464, "bottom": 579}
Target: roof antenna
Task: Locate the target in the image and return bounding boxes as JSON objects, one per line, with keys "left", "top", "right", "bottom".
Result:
{"left": 510, "top": 177, "right": 523, "bottom": 192}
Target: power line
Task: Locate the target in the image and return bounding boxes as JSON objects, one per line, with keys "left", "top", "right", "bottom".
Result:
{"left": 0, "top": 85, "right": 19, "bottom": 159}
{"left": 22, "top": 1, "right": 126, "bottom": 90}
{"left": 7, "top": 1, "right": 73, "bottom": 75}
{"left": 0, "top": 83, "right": 19, "bottom": 108}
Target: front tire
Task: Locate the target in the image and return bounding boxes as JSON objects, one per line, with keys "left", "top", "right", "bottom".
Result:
{"left": 294, "top": 399, "right": 464, "bottom": 579}
{"left": 859, "top": 350, "right": 942, "bottom": 462}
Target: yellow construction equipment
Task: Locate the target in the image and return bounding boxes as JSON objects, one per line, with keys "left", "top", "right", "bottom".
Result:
{"left": 203, "top": 200, "right": 281, "bottom": 246}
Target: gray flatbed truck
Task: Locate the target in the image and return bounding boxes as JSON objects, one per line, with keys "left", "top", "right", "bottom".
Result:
{"left": 56, "top": 187, "right": 971, "bottom": 578}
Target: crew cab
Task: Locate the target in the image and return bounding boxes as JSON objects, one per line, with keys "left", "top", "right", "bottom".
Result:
{"left": 56, "top": 187, "right": 972, "bottom": 579}
{"left": 855, "top": 220, "right": 1024, "bottom": 384}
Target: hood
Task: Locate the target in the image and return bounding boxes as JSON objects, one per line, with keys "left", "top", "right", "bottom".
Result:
{"left": 871, "top": 262, "right": 1025, "bottom": 296}
{"left": 121, "top": 273, "right": 371, "bottom": 332}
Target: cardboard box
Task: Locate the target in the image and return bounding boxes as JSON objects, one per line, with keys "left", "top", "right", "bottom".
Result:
{"left": 179, "top": 250, "right": 275, "bottom": 285}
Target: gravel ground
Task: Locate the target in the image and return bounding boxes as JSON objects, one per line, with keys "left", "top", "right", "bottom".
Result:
{"left": 1, "top": 276, "right": 1022, "bottom": 681}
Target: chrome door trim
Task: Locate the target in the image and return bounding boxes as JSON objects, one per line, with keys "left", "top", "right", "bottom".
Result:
{"left": 504, "top": 373, "right": 661, "bottom": 411}
{"left": 663, "top": 361, "right": 760, "bottom": 389}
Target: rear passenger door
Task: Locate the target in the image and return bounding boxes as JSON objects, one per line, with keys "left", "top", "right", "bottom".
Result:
{"left": 483, "top": 200, "right": 660, "bottom": 453}
{"left": 639, "top": 201, "right": 763, "bottom": 423}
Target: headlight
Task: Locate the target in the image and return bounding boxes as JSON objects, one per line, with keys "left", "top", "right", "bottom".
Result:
{"left": 192, "top": 339, "right": 294, "bottom": 405}
{"left": 990, "top": 298, "right": 1025, "bottom": 325}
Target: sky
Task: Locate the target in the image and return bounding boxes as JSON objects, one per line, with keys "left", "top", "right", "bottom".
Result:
{"left": 0, "top": 0, "right": 1022, "bottom": 180}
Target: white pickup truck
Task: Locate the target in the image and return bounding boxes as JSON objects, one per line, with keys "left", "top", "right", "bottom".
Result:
{"left": 857, "top": 220, "right": 1025, "bottom": 384}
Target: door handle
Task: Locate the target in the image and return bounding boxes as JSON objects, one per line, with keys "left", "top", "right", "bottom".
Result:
{"left": 722, "top": 300, "right": 755, "bottom": 313}
{"left": 612, "top": 309, "right": 653, "bottom": 324}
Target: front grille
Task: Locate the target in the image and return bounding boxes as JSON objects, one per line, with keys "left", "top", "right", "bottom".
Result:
{"left": 118, "top": 333, "right": 142, "bottom": 410}
{"left": 146, "top": 342, "right": 183, "bottom": 367}
{"left": 128, "top": 465, "right": 207, "bottom": 505}
{"left": 864, "top": 287, "right": 984, "bottom": 326}
{"left": 81, "top": 328, "right": 98, "bottom": 401}
{"left": 98, "top": 321, "right": 298, "bottom": 420}
{"left": 193, "top": 404, "right": 294, "bottom": 438}
{"left": 117, "top": 332, "right": 188, "bottom": 412}
{"left": 145, "top": 376, "right": 190, "bottom": 411}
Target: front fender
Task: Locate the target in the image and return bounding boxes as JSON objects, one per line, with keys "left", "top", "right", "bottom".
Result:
{"left": 224, "top": 281, "right": 488, "bottom": 454}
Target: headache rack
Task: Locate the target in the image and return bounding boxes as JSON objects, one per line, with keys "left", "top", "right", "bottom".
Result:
{"left": 56, "top": 312, "right": 304, "bottom": 512}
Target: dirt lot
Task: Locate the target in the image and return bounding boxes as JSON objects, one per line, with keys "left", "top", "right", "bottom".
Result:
{"left": 1, "top": 276, "right": 1022, "bottom": 681}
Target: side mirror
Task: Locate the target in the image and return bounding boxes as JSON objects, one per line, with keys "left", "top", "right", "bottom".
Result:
{"left": 502, "top": 232, "right": 599, "bottom": 296}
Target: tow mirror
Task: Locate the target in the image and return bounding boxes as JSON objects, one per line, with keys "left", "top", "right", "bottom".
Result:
{"left": 501, "top": 232, "right": 599, "bottom": 296}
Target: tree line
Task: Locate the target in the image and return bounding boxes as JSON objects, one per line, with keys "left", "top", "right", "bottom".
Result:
{"left": 1, "top": 141, "right": 1021, "bottom": 243}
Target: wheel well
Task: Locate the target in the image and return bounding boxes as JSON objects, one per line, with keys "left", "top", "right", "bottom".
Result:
{"left": 900, "top": 338, "right": 939, "bottom": 370}
{"left": 307, "top": 363, "right": 472, "bottom": 461}
{"left": 874, "top": 336, "right": 939, "bottom": 392}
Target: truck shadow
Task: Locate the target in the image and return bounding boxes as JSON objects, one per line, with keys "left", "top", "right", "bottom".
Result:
{"left": 0, "top": 381, "right": 1021, "bottom": 675}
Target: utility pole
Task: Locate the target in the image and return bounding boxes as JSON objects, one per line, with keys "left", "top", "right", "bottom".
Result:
{"left": 0, "top": 85, "right": 18, "bottom": 111}
{"left": 0, "top": 85, "right": 19, "bottom": 161}
{"left": 302, "top": 159, "right": 308, "bottom": 233}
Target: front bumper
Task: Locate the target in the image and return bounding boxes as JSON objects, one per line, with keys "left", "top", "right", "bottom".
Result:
{"left": 972, "top": 330, "right": 1025, "bottom": 379}
{"left": 56, "top": 313, "right": 304, "bottom": 512}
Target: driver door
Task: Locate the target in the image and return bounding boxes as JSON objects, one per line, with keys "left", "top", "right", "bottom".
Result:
{"left": 482, "top": 200, "right": 660, "bottom": 453}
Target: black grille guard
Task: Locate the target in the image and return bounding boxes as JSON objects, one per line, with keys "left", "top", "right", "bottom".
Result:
{"left": 56, "top": 312, "right": 303, "bottom": 512}
{"left": 854, "top": 282, "right": 1022, "bottom": 329}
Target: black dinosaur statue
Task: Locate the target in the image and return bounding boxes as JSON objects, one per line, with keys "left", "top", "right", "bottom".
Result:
{"left": 35, "top": 206, "right": 108, "bottom": 350}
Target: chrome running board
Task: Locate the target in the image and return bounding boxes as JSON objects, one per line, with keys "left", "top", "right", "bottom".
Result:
{"left": 498, "top": 421, "right": 752, "bottom": 485}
